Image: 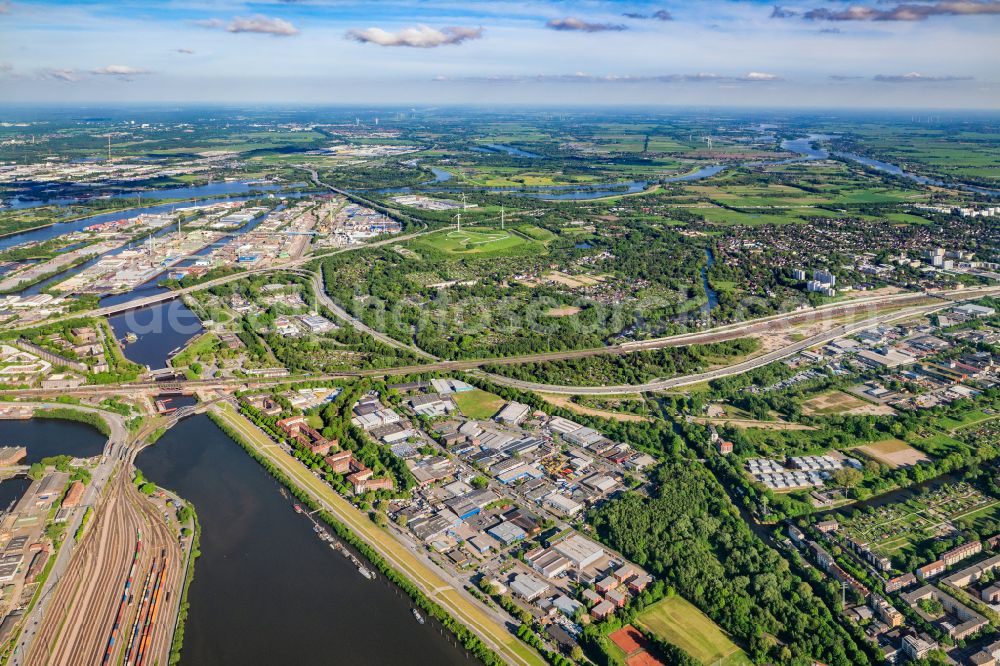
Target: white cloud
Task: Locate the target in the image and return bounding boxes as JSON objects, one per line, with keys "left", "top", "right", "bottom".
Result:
{"left": 38, "top": 68, "right": 78, "bottom": 82}
{"left": 91, "top": 65, "right": 152, "bottom": 77}
{"left": 873, "top": 72, "right": 972, "bottom": 82}
{"left": 198, "top": 14, "right": 299, "bottom": 36}
{"left": 546, "top": 17, "right": 627, "bottom": 32}
{"left": 347, "top": 24, "right": 483, "bottom": 47}
{"left": 434, "top": 71, "right": 784, "bottom": 84}
{"left": 803, "top": 1, "right": 1000, "bottom": 21}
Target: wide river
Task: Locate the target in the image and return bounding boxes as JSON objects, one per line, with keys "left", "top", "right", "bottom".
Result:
{"left": 136, "top": 414, "right": 475, "bottom": 666}
{"left": 0, "top": 414, "right": 474, "bottom": 664}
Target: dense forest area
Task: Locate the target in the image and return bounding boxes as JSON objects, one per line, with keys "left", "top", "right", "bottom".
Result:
{"left": 589, "top": 460, "right": 873, "bottom": 666}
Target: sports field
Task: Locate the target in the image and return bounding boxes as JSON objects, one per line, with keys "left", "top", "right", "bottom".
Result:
{"left": 413, "top": 226, "right": 546, "bottom": 258}
{"left": 452, "top": 388, "right": 506, "bottom": 419}
{"left": 801, "top": 390, "right": 895, "bottom": 416}
{"left": 608, "top": 626, "right": 666, "bottom": 666}
{"left": 634, "top": 596, "right": 750, "bottom": 666}
{"left": 853, "top": 438, "right": 929, "bottom": 468}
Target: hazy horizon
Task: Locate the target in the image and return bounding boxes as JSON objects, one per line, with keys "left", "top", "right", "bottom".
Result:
{"left": 1, "top": 0, "right": 998, "bottom": 109}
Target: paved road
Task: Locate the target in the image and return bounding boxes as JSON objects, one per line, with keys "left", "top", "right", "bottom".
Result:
{"left": 4, "top": 284, "right": 999, "bottom": 402}
{"left": 482, "top": 297, "right": 963, "bottom": 395}
{"left": 310, "top": 271, "right": 438, "bottom": 361}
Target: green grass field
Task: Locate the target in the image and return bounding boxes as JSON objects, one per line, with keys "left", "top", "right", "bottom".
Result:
{"left": 515, "top": 224, "right": 556, "bottom": 242}
{"left": 411, "top": 227, "right": 546, "bottom": 258}
{"left": 910, "top": 433, "right": 969, "bottom": 456}
{"left": 452, "top": 389, "right": 506, "bottom": 419}
{"left": 936, "top": 410, "right": 997, "bottom": 432}
{"left": 170, "top": 332, "right": 218, "bottom": 368}
{"left": 635, "top": 596, "right": 751, "bottom": 666}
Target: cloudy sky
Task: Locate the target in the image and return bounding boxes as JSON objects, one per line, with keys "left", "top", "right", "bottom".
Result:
{"left": 0, "top": 0, "right": 998, "bottom": 108}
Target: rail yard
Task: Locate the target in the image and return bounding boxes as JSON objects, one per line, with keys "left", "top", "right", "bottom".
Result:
{"left": 22, "top": 462, "right": 186, "bottom": 666}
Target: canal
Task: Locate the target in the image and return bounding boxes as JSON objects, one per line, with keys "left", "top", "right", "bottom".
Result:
{"left": 136, "top": 414, "right": 476, "bottom": 666}
{"left": 108, "top": 300, "right": 204, "bottom": 370}
{"left": 0, "top": 417, "right": 109, "bottom": 525}
{"left": 0, "top": 418, "right": 106, "bottom": 464}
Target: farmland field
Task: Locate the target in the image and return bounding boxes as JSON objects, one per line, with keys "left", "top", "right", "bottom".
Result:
{"left": 634, "top": 596, "right": 751, "bottom": 666}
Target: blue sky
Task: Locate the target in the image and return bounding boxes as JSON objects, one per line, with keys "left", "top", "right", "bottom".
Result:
{"left": 1, "top": 0, "right": 998, "bottom": 107}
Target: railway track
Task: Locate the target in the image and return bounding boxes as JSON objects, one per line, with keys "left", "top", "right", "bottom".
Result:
{"left": 24, "top": 469, "right": 182, "bottom": 666}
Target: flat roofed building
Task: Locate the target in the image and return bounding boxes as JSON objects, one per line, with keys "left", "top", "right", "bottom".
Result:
{"left": 547, "top": 416, "right": 583, "bottom": 435}
{"left": 487, "top": 521, "right": 527, "bottom": 545}
{"left": 553, "top": 534, "right": 605, "bottom": 569}
{"left": 543, "top": 493, "right": 584, "bottom": 516}
{"left": 591, "top": 600, "right": 615, "bottom": 620}
{"left": 495, "top": 401, "right": 530, "bottom": 425}
{"left": 530, "top": 550, "right": 572, "bottom": 578}
{"left": 582, "top": 474, "right": 618, "bottom": 494}
{"left": 856, "top": 348, "right": 916, "bottom": 369}
{"left": 552, "top": 595, "right": 583, "bottom": 618}
{"left": 606, "top": 588, "right": 627, "bottom": 607}
{"left": 954, "top": 304, "right": 996, "bottom": 318}
{"left": 510, "top": 573, "right": 550, "bottom": 601}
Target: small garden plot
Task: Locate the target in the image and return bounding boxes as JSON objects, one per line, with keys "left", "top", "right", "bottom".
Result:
{"left": 840, "top": 482, "right": 998, "bottom": 558}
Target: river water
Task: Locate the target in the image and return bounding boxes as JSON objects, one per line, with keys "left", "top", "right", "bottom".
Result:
{"left": 2, "top": 181, "right": 288, "bottom": 211}
{"left": 108, "top": 300, "right": 204, "bottom": 370}
{"left": 780, "top": 135, "right": 1000, "bottom": 198}
{"left": 0, "top": 418, "right": 106, "bottom": 464}
{"left": 136, "top": 415, "right": 474, "bottom": 666}
{"left": 470, "top": 144, "right": 543, "bottom": 158}
{"left": 0, "top": 418, "right": 108, "bottom": 520}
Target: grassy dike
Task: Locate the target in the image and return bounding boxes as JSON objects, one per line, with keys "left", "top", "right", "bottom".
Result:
{"left": 207, "top": 404, "right": 545, "bottom": 666}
